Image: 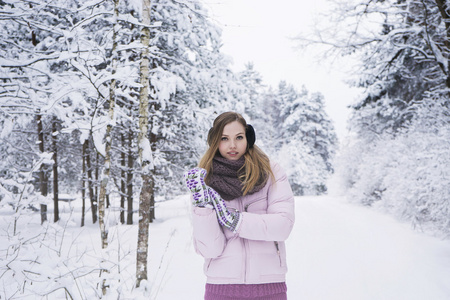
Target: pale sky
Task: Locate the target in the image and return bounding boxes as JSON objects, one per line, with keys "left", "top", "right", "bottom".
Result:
{"left": 204, "top": 0, "right": 361, "bottom": 140}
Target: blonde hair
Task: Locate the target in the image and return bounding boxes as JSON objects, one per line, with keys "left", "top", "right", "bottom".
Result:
{"left": 198, "top": 112, "right": 274, "bottom": 195}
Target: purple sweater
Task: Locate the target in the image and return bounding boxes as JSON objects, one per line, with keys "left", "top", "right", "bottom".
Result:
{"left": 205, "top": 282, "right": 287, "bottom": 299}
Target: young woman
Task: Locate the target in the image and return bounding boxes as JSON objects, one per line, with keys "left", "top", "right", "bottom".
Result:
{"left": 184, "top": 111, "right": 295, "bottom": 300}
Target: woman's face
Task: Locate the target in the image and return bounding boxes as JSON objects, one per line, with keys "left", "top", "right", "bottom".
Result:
{"left": 218, "top": 121, "right": 247, "bottom": 161}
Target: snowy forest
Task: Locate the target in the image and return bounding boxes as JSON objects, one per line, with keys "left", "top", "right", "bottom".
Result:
{"left": 0, "top": 0, "right": 449, "bottom": 299}
{"left": 0, "top": 0, "right": 337, "bottom": 298}
{"left": 298, "top": 0, "right": 450, "bottom": 235}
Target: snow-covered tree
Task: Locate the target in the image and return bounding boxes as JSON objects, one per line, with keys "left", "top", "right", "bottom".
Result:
{"left": 274, "top": 82, "right": 337, "bottom": 195}
{"left": 0, "top": 0, "right": 243, "bottom": 296}
{"left": 237, "top": 63, "right": 273, "bottom": 151}
{"left": 143, "top": 0, "right": 243, "bottom": 200}
{"left": 231, "top": 76, "right": 338, "bottom": 195}
{"left": 296, "top": 0, "right": 450, "bottom": 135}
{"left": 0, "top": 0, "right": 241, "bottom": 223}
{"left": 299, "top": 0, "right": 450, "bottom": 236}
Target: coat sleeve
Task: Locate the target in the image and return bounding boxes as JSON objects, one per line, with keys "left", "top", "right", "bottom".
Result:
{"left": 192, "top": 206, "right": 227, "bottom": 258}
{"left": 237, "top": 163, "right": 295, "bottom": 241}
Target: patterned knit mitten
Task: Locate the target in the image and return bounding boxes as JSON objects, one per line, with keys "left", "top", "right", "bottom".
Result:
{"left": 184, "top": 168, "right": 212, "bottom": 208}
{"left": 208, "top": 187, "right": 242, "bottom": 233}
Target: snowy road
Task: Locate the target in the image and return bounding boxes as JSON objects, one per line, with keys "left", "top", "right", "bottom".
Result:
{"left": 287, "top": 196, "right": 450, "bottom": 300}
{"left": 152, "top": 196, "right": 450, "bottom": 300}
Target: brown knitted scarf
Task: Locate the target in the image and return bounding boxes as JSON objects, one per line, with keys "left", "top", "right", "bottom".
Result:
{"left": 209, "top": 156, "right": 267, "bottom": 201}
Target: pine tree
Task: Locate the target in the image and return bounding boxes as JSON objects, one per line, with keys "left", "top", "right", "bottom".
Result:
{"left": 144, "top": 0, "right": 242, "bottom": 198}
{"left": 239, "top": 63, "right": 273, "bottom": 151}
{"left": 275, "top": 82, "right": 337, "bottom": 195}
{"left": 294, "top": 0, "right": 450, "bottom": 138}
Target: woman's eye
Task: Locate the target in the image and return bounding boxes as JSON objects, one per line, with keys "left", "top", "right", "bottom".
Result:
{"left": 237, "top": 135, "right": 244, "bottom": 140}
{"left": 221, "top": 137, "right": 228, "bottom": 141}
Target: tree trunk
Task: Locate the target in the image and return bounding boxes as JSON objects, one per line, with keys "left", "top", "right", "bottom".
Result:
{"left": 120, "top": 132, "right": 126, "bottom": 224}
{"left": 136, "top": 173, "right": 152, "bottom": 286}
{"left": 52, "top": 118, "right": 59, "bottom": 222}
{"left": 97, "top": 0, "right": 120, "bottom": 295}
{"left": 149, "top": 130, "right": 157, "bottom": 222}
{"left": 40, "top": 203, "right": 47, "bottom": 225}
{"left": 95, "top": 152, "right": 99, "bottom": 208}
{"left": 127, "top": 129, "right": 134, "bottom": 225}
{"left": 149, "top": 171, "right": 155, "bottom": 222}
{"left": 85, "top": 139, "right": 97, "bottom": 223}
{"left": 81, "top": 140, "right": 87, "bottom": 227}
{"left": 136, "top": 0, "right": 153, "bottom": 288}
{"left": 98, "top": 0, "right": 120, "bottom": 251}
{"left": 36, "top": 113, "right": 48, "bottom": 196}
{"left": 36, "top": 112, "right": 48, "bottom": 223}
{"left": 148, "top": 60, "right": 160, "bottom": 223}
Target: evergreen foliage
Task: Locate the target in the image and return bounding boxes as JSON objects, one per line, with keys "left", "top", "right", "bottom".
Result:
{"left": 274, "top": 82, "right": 337, "bottom": 195}
{"left": 298, "top": 0, "right": 450, "bottom": 236}
{"left": 239, "top": 69, "right": 338, "bottom": 195}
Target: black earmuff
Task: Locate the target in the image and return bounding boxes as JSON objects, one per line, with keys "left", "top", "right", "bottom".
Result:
{"left": 246, "top": 124, "right": 255, "bottom": 148}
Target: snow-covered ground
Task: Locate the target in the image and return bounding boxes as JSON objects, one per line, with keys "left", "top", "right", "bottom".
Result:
{"left": 149, "top": 195, "right": 450, "bottom": 300}
{"left": 2, "top": 195, "right": 450, "bottom": 299}
{"left": 289, "top": 196, "right": 450, "bottom": 300}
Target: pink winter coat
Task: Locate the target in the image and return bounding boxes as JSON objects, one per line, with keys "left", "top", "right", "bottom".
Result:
{"left": 192, "top": 162, "right": 295, "bottom": 284}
